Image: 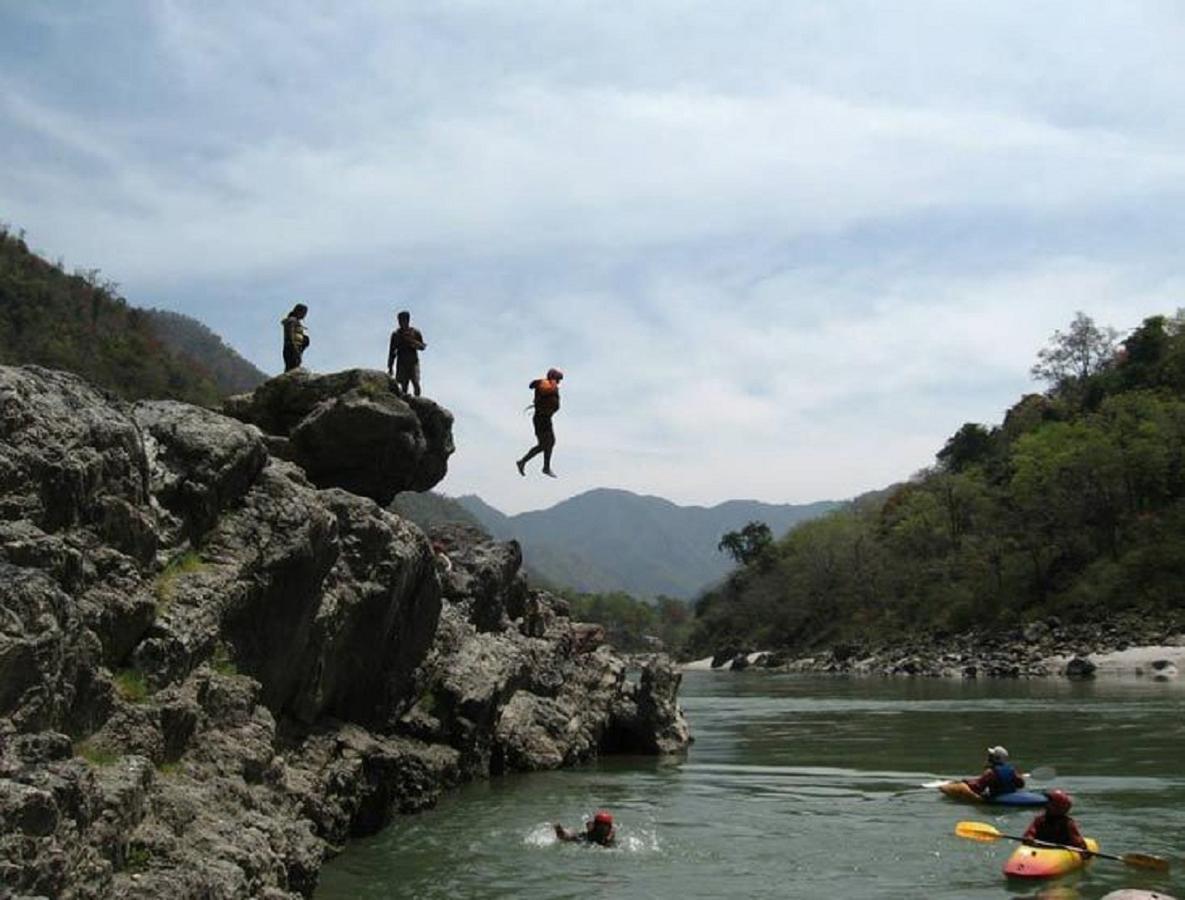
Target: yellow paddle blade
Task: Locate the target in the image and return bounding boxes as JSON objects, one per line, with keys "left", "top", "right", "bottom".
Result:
{"left": 1121, "top": 852, "right": 1171, "bottom": 872}
{"left": 955, "top": 821, "right": 1003, "bottom": 842}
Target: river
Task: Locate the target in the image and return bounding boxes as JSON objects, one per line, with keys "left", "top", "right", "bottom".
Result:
{"left": 317, "top": 671, "right": 1185, "bottom": 899}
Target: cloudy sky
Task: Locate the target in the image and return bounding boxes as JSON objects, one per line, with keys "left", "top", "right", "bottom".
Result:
{"left": 3, "top": 2, "right": 1183, "bottom": 513}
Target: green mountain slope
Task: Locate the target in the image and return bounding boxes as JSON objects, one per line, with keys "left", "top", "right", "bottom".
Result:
{"left": 459, "top": 488, "right": 839, "bottom": 598}
{"left": 141, "top": 308, "right": 267, "bottom": 395}
{"left": 391, "top": 491, "right": 488, "bottom": 533}
{"left": 686, "top": 311, "right": 1185, "bottom": 657}
{"left": 0, "top": 227, "right": 264, "bottom": 404}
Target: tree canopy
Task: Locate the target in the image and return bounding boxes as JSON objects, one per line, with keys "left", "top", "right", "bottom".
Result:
{"left": 718, "top": 521, "right": 774, "bottom": 566}
{"left": 684, "top": 311, "right": 1185, "bottom": 659}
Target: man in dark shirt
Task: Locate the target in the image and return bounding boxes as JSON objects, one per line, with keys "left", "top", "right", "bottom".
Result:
{"left": 387, "top": 310, "right": 426, "bottom": 396}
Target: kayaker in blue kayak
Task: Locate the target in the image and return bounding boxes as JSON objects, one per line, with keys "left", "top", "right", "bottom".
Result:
{"left": 1023, "top": 789, "right": 1088, "bottom": 850}
{"left": 554, "top": 810, "right": 616, "bottom": 846}
{"left": 963, "top": 745, "right": 1026, "bottom": 799}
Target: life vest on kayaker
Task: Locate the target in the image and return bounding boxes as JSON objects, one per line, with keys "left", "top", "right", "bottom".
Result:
{"left": 988, "top": 763, "right": 1021, "bottom": 796}
{"left": 1027, "top": 811, "right": 1085, "bottom": 848}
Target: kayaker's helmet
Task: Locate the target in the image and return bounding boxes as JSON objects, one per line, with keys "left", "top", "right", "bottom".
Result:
{"left": 547, "top": 368, "right": 564, "bottom": 382}
{"left": 592, "top": 810, "right": 613, "bottom": 827}
{"left": 986, "top": 746, "right": 1009, "bottom": 764}
{"left": 1044, "top": 789, "right": 1072, "bottom": 814}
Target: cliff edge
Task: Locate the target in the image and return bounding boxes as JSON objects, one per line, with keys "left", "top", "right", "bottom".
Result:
{"left": 0, "top": 365, "right": 689, "bottom": 899}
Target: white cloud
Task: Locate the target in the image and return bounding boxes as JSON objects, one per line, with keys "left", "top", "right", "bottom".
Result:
{"left": 2, "top": 1, "right": 1183, "bottom": 512}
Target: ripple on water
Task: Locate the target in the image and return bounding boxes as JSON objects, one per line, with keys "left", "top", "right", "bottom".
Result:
{"left": 317, "top": 673, "right": 1185, "bottom": 900}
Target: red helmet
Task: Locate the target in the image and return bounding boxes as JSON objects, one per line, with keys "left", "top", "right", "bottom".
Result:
{"left": 547, "top": 368, "right": 564, "bottom": 381}
{"left": 592, "top": 810, "right": 613, "bottom": 826}
{"left": 1045, "top": 789, "right": 1072, "bottom": 814}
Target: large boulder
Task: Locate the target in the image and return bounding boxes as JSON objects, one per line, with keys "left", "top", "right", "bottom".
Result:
{"left": 402, "top": 530, "right": 691, "bottom": 778}
{"left": 224, "top": 369, "right": 454, "bottom": 504}
{"left": 603, "top": 657, "right": 693, "bottom": 754}
{"left": 433, "top": 523, "right": 528, "bottom": 632}
{"left": 134, "top": 400, "right": 268, "bottom": 545}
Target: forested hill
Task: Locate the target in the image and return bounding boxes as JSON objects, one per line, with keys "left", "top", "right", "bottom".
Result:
{"left": 139, "top": 308, "right": 266, "bottom": 395}
{"left": 459, "top": 488, "right": 839, "bottom": 598}
{"left": 685, "top": 312, "right": 1185, "bottom": 658}
{"left": 0, "top": 227, "right": 265, "bottom": 405}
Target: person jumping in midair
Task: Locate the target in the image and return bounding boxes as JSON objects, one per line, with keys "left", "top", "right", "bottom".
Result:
{"left": 517, "top": 368, "right": 563, "bottom": 478}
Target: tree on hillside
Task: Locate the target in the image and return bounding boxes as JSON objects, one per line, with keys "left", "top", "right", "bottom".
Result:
{"left": 1031, "top": 311, "right": 1119, "bottom": 390}
{"left": 937, "top": 423, "right": 994, "bottom": 472}
{"left": 718, "top": 521, "right": 773, "bottom": 566}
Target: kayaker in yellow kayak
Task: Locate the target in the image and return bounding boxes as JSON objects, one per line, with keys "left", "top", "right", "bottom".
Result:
{"left": 1023, "top": 789, "right": 1089, "bottom": 851}
{"left": 963, "top": 745, "right": 1026, "bottom": 799}
{"left": 554, "top": 810, "right": 616, "bottom": 847}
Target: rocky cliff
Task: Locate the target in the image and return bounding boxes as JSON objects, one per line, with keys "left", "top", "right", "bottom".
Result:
{"left": 0, "top": 365, "right": 690, "bottom": 899}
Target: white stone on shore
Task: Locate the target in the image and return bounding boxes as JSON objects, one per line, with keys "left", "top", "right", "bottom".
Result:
{"left": 1046, "top": 640, "right": 1185, "bottom": 678}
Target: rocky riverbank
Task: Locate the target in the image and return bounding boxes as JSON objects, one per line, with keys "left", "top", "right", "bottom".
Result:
{"left": 0, "top": 365, "right": 690, "bottom": 899}
{"left": 693, "top": 613, "right": 1185, "bottom": 680}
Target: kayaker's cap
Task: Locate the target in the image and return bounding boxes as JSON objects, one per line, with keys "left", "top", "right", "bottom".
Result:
{"left": 1044, "top": 789, "right": 1072, "bottom": 814}
{"left": 986, "top": 745, "right": 1009, "bottom": 763}
{"left": 593, "top": 810, "right": 613, "bottom": 826}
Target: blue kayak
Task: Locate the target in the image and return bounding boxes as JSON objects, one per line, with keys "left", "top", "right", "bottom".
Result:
{"left": 990, "top": 790, "right": 1049, "bottom": 807}
{"left": 939, "top": 782, "right": 1049, "bottom": 806}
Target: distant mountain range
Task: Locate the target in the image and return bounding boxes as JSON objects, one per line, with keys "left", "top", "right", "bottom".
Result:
{"left": 455, "top": 488, "right": 839, "bottom": 599}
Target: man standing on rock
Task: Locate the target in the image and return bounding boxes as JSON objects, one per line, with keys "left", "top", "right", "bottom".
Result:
{"left": 281, "top": 303, "right": 310, "bottom": 372}
{"left": 517, "top": 368, "right": 563, "bottom": 478}
{"left": 387, "top": 310, "right": 427, "bottom": 396}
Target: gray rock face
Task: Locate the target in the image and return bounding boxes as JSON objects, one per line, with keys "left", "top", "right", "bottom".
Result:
{"left": 0, "top": 364, "right": 689, "bottom": 898}
{"left": 224, "top": 369, "right": 454, "bottom": 504}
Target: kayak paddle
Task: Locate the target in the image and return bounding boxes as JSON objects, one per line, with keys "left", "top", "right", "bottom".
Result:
{"left": 954, "top": 821, "right": 1170, "bottom": 872}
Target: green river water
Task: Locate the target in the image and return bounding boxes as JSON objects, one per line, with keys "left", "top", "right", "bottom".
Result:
{"left": 318, "top": 671, "right": 1185, "bottom": 899}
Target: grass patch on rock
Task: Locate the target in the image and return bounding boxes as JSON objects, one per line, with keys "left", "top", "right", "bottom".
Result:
{"left": 355, "top": 378, "right": 395, "bottom": 401}
{"left": 210, "top": 642, "right": 238, "bottom": 677}
{"left": 125, "top": 845, "right": 152, "bottom": 873}
{"left": 415, "top": 688, "right": 439, "bottom": 715}
{"left": 154, "top": 550, "right": 205, "bottom": 613}
{"left": 75, "top": 739, "right": 119, "bottom": 767}
{"left": 113, "top": 669, "right": 150, "bottom": 703}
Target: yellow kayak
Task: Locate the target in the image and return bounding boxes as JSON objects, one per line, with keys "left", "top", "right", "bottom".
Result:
{"left": 1004, "top": 837, "right": 1099, "bottom": 879}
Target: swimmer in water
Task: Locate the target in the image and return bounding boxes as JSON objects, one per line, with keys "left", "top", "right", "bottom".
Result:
{"left": 554, "top": 810, "right": 615, "bottom": 847}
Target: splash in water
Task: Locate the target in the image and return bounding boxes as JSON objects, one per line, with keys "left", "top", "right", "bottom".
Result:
{"left": 524, "top": 822, "right": 661, "bottom": 853}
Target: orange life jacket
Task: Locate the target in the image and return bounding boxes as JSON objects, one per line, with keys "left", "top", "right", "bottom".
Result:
{"left": 532, "top": 379, "right": 560, "bottom": 415}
